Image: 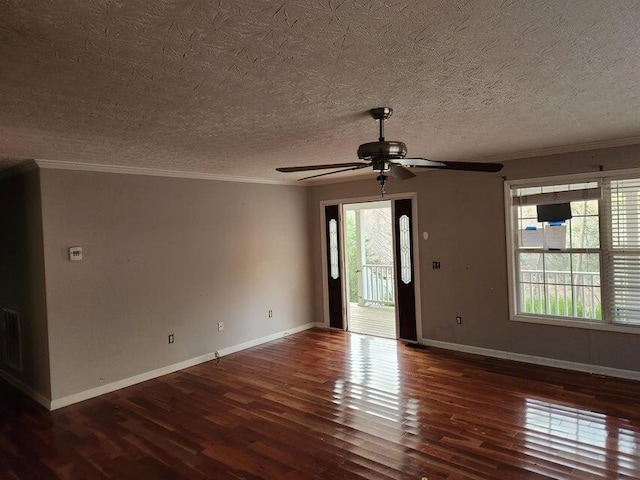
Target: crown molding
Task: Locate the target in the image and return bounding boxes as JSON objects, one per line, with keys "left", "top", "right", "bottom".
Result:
{"left": 9, "top": 135, "right": 640, "bottom": 187}
{"left": 473, "top": 135, "right": 640, "bottom": 164}
{"left": 33, "top": 159, "right": 300, "bottom": 186}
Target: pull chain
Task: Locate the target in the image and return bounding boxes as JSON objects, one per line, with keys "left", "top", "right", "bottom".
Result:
{"left": 377, "top": 173, "right": 388, "bottom": 197}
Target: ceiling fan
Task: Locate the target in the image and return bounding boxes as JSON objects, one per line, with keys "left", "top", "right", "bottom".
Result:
{"left": 276, "top": 107, "right": 503, "bottom": 195}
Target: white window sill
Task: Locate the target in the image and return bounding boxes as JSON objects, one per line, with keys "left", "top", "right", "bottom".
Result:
{"left": 511, "top": 314, "right": 640, "bottom": 335}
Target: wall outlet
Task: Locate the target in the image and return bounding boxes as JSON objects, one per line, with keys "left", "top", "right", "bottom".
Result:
{"left": 268, "top": 310, "right": 273, "bottom": 318}
{"left": 432, "top": 261, "right": 441, "bottom": 269}
{"left": 218, "top": 322, "right": 224, "bottom": 332}
{"left": 168, "top": 334, "right": 174, "bottom": 343}
{"left": 456, "top": 316, "right": 462, "bottom": 325}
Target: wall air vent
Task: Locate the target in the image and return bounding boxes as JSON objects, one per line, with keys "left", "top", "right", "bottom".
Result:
{"left": 1, "top": 309, "right": 23, "bottom": 372}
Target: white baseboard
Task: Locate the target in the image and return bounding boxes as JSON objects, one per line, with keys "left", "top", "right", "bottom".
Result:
{"left": 421, "top": 338, "right": 640, "bottom": 382}
{"left": 49, "top": 322, "right": 316, "bottom": 410}
{"left": 0, "top": 368, "right": 51, "bottom": 409}
{"left": 28, "top": 325, "right": 639, "bottom": 411}
{"left": 215, "top": 322, "right": 317, "bottom": 357}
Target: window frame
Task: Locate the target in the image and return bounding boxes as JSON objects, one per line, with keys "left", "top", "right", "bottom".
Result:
{"left": 505, "top": 168, "right": 640, "bottom": 335}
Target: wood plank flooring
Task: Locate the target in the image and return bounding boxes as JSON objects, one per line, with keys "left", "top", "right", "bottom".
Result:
{"left": 348, "top": 303, "right": 396, "bottom": 339}
{"left": 2, "top": 329, "right": 640, "bottom": 479}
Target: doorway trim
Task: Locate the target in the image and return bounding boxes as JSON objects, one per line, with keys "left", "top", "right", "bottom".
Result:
{"left": 319, "top": 192, "right": 422, "bottom": 342}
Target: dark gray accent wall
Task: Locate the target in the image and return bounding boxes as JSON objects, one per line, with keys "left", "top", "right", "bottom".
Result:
{"left": 0, "top": 169, "right": 51, "bottom": 399}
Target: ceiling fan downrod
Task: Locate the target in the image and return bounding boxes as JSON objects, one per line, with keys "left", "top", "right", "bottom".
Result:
{"left": 369, "top": 107, "right": 393, "bottom": 142}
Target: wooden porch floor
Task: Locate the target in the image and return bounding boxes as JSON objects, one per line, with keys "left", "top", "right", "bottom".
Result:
{"left": 348, "top": 302, "right": 396, "bottom": 338}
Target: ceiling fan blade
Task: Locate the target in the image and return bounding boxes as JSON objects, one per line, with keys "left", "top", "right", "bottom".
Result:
{"left": 393, "top": 158, "right": 446, "bottom": 168}
{"left": 276, "top": 162, "right": 368, "bottom": 173}
{"left": 389, "top": 164, "right": 416, "bottom": 180}
{"left": 298, "top": 164, "right": 370, "bottom": 181}
{"left": 396, "top": 158, "right": 503, "bottom": 172}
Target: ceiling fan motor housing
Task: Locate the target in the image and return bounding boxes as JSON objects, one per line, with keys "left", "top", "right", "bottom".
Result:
{"left": 357, "top": 140, "right": 408, "bottom": 160}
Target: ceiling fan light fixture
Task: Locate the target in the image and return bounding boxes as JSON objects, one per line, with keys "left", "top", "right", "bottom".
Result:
{"left": 376, "top": 173, "right": 389, "bottom": 196}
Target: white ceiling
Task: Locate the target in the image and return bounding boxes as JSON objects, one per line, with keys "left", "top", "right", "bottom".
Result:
{"left": 1, "top": 0, "right": 639, "bottom": 183}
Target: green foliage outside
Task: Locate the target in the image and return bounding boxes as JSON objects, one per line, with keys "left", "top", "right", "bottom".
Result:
{"left": 345, "top": 211, "right": 358, "bottom": 302}
{"left": 522, "top": 297, "right": 602, "bottom": 320}
{"left": 344, "top": 208, "right": 393, "bottom": 305}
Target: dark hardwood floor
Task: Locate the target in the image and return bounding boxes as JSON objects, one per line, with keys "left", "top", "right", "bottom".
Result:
{"left": 2, "top": 329, "right": 640, "bottom": 479}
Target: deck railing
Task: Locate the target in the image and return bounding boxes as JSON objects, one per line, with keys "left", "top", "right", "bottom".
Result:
{"left": 362, "top": 264, "right": 395, "bottom": 305}
{"left": 520, "top": 269, "right": 601, "bottom": 319}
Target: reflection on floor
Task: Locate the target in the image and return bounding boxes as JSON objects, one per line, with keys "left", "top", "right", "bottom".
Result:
{"left": 524, "top": 397, "right": 639, "bottom": 475}
{"left": 348, "top": 302, "right": 396, "bottom": 338}
{"left": 332, "top": 332, "right": 640, "bottom": 479}
{"left": 2, "top": 329, "right": 640, "bottom": 479}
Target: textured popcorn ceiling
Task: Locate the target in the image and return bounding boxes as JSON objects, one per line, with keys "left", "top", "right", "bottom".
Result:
{"left": 1, "top": 0, "right": 639, "bottom": 182}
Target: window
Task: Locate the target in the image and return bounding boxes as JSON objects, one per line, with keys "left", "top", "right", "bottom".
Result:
{"left": 606, "top": 177, "right": 640, "bottom": 325}
{"left": 398, "top": 215, "right": 412, "bottom": 284}
{"left": 328, "top": 219, "right": 339, "bottom": 280}
{"left": 506, "top": 170, "right": 640, "bottom": 331}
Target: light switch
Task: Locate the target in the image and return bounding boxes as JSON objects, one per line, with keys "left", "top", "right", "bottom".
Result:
{"left": 69, "top": 246, "right": 83, "bottom": 261}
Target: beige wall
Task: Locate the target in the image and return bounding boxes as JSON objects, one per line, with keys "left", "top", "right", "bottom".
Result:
{"left": 39, "top": 169, "right": 313, "bottom": 401}
{"left": 0, "top": 169, "right": 51, "bottom": 398}
{"left": 5, "top": 143, "right": 640, "bottom": 405}
{"left": 310, "top": 144, "right": 640, "bottom": 372}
